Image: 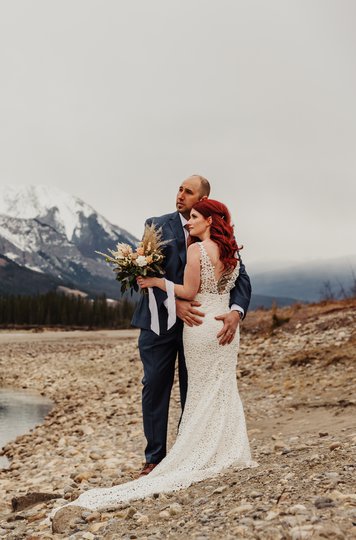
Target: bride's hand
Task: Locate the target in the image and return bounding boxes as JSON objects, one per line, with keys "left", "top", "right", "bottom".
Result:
{"left": 136, "top": 276, "right": 162, "bottom": 289}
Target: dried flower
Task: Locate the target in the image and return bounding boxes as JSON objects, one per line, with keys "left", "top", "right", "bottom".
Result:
{"left": 95, "top": 224, "right": 169, "bottom": 294}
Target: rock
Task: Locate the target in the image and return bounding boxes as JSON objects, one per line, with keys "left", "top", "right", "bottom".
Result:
{"left": 136, "top": 514, "right": 149, "bottom": 524}
{"left": 212, "top": 485, "right": 228, "bottom": 494}
{"left": 331, "top": 490, "right": 356, "bottom": 502}
{"left": 317, "top": 524, "right": 347, "bottom": 539}
{"left": 288, "top": 504, "right": 308, "bottom": 515}
{"left": 158, "top": 510, "right": 170, "bottom": 519}
{"left": 169, "top": 503, "right": 183, "bottom": 515}
{"left": 0, "top": 522, "right": 16, "bottom": 530}
{"left": 104, "top": 517, "right": 121, "bottom": 531}
{"left": 85, "top": 511, "right": 101, "bottom": 522}
{"left": 324, "top": 472, "right": 340, "bottom": 480}
{"left": 89, "top": 452, "right": 101, "bottom": 461}
{"left": 89, "top": 522, "right": 107, "bottom": 533}
{"left": 80, "top": 426, "right": 94, "bottom": 436}
{"left": 274, "top": 440, "right": 288, "bottom": 450}
{"left": 282, "top": 516, "right": 301, "bottom": 527}
{"left": 314, "top": 497, "right": 336, "bottom": 509}
{"left": 81, "top": 533, "right": 95, "bottom": 540}
{"left": 329, "top": 442, "right": 342, "bottom": 451}
{"left": 228, "top": 504, "right": 253, "bottom": 516}
{"left": 290, "top": 524, "right": 315, "bottom": 539}
{"left": 27, "top": 511, "right": 47, "bottom": 522}
{"left": 2, "top": 523, "right": 27, "bottom": 537}
{"left": 73, "top": 472, "right": 93, "bottom": 483}
{"left": 265, "top": 510, "right": 279, "bottom": 521}
{"left": 51, "top": 505, "right": 85, "bottom": 534}
{"left": 124, "top": 506, "right": 137, "bottom": 519}
{"left": 11, "top": 492, "right": 62, "bottom": 511}
{"left": 250, "top": 491, "right": 263, "bottom": 498}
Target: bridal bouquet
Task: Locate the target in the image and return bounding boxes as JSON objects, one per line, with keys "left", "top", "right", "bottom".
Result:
{"left": 96, "top": 224, "right": 167, "bottom": 294}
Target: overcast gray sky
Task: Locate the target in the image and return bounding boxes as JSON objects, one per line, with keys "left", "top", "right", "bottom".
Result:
{"left": 0, "top": 0, "right": 355, "bottom": 265}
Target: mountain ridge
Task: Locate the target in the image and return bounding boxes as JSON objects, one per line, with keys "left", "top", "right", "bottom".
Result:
{"left": 1, "top": 184, "right": 354, "bottom": 305}
{"left": 0, "top": 184, "right": 137, "bottom": 245}
{"left": 0, "top": 185, "right": 139, "bottom": 299}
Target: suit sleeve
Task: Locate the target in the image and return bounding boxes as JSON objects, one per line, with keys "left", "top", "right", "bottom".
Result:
{"left": 144, "top": 217, "right": 152, "bottom": 229}
{"left": 229, "top": 256, "right": 252, "bottom": 318}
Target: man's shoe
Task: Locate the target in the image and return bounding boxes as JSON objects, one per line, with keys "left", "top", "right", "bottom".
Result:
{"left": 139, "top": 462, "right": 158, "bottom": 477}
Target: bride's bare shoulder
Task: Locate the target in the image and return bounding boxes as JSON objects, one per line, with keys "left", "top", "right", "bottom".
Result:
{"left": 186, "top": 243, "right": 202, "bottom": 262}
{"left": 187, "top": 242, "right": 201, "bottom": 255}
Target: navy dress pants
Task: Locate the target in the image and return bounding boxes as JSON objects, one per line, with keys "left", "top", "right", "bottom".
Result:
{"left": 138, "top": 321, "right": 188, "bottom": 464}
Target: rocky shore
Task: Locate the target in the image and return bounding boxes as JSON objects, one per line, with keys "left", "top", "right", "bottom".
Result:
{"left": 0, "top": 299, "right": 355, "bottom": 539}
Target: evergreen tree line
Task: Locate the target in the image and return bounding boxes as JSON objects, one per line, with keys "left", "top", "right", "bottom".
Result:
{"left": 0, "top": 292, "right": 136, "bottom": 328}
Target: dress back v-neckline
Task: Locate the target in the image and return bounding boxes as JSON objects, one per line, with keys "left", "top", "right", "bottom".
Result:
{"left": 199, "top": 242, "right": 225, "bottom": 284}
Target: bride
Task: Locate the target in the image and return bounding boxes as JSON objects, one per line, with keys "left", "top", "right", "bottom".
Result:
{"left": 58, "top": 199, "right": 257, "bottom": 512}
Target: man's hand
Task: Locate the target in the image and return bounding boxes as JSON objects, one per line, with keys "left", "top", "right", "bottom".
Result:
{"left": 215, "top": 310, "right": 241, "bottom": 345}
{"left": 176, "top": 299, "right": 205, "bottom": 327}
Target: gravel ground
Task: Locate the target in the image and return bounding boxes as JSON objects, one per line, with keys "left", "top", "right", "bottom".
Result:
{"left": 0, "top": 299, "right": 355, "bottom": 539}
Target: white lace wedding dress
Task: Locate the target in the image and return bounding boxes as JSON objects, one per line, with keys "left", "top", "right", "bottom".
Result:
{"left": 61, "top": 243, "right": 257, "bottom": 511}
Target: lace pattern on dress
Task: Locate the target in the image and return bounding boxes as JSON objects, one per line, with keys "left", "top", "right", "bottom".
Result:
{"left": 198, "top": 242, "right": 240, "bottom": 294}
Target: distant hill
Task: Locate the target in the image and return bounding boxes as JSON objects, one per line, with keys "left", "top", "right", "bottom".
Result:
{"left": 249, "top": 293, "right": 299, "bottom": 310}
{"left": 251, "top": 254, "right": 356, "bottom": 302}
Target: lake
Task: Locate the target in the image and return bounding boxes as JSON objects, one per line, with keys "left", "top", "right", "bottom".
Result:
{"left": 0, "top": 389, "right": 52, "bottom": 468}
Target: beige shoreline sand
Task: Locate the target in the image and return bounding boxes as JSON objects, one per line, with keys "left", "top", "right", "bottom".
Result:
{"left": 0, "top": 328, "right": 139, "bottom": 343}
{"left": 0, "top": 302, "right": 355, "bottom": 538}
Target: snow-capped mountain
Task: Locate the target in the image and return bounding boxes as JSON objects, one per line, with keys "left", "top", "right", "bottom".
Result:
{"left": 0, "top": 185, "right": 139, "bottom": 297}
{"left": 0, "top": 185, "right": 137, "bottom": 245}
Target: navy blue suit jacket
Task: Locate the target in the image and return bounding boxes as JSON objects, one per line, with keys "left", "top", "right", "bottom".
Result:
{"left": 131, "top": 212, "right": 252, "bottom": 332}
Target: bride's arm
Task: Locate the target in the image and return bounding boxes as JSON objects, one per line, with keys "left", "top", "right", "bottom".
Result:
{"left": 137, "top": 243, "right": 201, "bottom": 300}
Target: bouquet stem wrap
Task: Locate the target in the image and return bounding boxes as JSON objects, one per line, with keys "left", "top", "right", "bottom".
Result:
{"left": 148, "top": 279, "right": 176, "bottom": 335}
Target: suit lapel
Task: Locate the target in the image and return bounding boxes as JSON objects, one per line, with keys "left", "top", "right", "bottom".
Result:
{"left": 169, "top": 212, "right": 186, "bottom": 266}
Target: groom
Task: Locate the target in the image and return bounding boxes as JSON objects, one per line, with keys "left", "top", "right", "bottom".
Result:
{"left": 131, "top": 175, "right": 251, "bottom": 475}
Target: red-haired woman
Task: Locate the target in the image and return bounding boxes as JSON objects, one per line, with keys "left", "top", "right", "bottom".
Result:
{"left": 136, "top": 201, "right": 257, "bottom": 482}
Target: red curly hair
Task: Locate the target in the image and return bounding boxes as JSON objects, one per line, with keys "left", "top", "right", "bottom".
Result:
{"left": 191, "top": 199, "right": 239, "bottom": 271}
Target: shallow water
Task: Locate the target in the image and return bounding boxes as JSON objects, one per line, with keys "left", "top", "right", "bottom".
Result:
{"left": 0, "top": 389, "right": 52, "bottom": 468}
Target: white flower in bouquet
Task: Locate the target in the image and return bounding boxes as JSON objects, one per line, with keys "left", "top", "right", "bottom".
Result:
{"left": 136, "top": 255, "right": 148, "bottom": 267}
